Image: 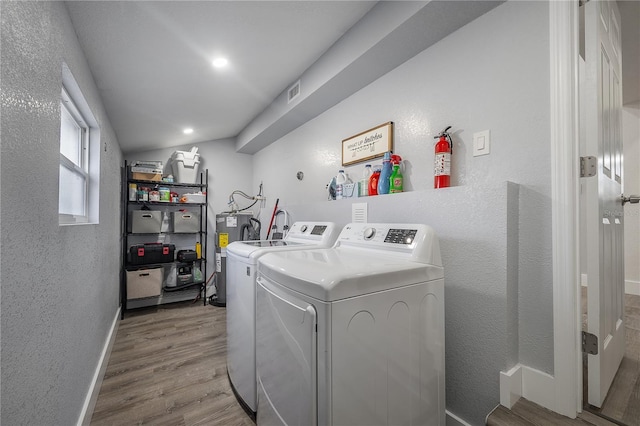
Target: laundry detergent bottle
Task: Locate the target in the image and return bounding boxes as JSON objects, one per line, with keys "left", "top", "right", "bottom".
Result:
{"left": 359, "top": 164, "right": 372, "bottom": 197}
{"left": 335, "top": 170, "right": 348, "bottom": 199}
{"left": 369, "top": 165, "right": 381, "bottom": 196}
{"left": 377, "top": 151, "right": 392, "bottom": 195}
{"left": 389, "top": 154, "right": 403, "bottom": 193}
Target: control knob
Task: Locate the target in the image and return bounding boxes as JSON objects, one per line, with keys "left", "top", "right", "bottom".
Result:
{"left": 363, "top": 227, "right": 376, "bottom": 240}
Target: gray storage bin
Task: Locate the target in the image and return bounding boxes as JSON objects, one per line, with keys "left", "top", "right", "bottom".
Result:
{"left": 172, "top": 211, "right": 200, "bottom": 233}
{"left": 126, "top": 267, "right": 162, "bottom": 299}
{"left": 131, "top": 210, "right": 162, "bottom": 233}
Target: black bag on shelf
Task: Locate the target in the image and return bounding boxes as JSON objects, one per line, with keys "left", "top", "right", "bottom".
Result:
{"left": 177, "top": 249, "right": 198, "bottom": 262}
{"left": 129, "top": 243, "right": 175, "bottom": 265}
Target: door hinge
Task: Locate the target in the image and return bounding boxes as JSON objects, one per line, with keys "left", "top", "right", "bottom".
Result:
{"left": 580, "top": 156, "right": 597, "bottom": 178}
{"left": 246, "top": 266, "right": 251, "bottom": 276}
{"left": 582, "top": 331, "right": 598, "bottom": 355}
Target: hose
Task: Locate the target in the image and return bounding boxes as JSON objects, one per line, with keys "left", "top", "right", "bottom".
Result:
{"left": 240, "top": 223, "right": 251, "bottom": 241}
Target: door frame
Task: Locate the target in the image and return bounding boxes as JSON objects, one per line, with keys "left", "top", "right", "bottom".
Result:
{"left": 549, "top": 0, "right": 582, "bottom": 418}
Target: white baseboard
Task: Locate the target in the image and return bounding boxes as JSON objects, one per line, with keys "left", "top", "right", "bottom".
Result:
{"left": 500, "top": 364, "right": 523, "bottom": 408}
{"left": 583, "top": 274, "right": 639, "bottom": 295}
{"left": 522, "top": 365, "right": 555, "bottom": 409}
{"left": 626, "top": 279, "right": 640, "bottom": 296}
{"left": 77, "top": 308, "right": 120, "bottom": 426}
{"left": 446, "top": 410, "right": 472, "bottom": 426}
{"left": 499, "top": 364, "right": 555, "bottom": 412}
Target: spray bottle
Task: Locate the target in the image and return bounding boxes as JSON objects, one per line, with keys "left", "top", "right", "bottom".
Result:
{"left": 377, "top": 151, "right": 393, "bottom": 195}
{"left": 389, "top": 154, "right": 403, "bottom": 193}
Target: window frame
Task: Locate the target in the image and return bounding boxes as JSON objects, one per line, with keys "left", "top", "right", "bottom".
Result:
{"left": 58, "top": 64, "right": 100, "bottom": 226}
{"left": 59, "top": 87, "right": 90, "bottom": 224}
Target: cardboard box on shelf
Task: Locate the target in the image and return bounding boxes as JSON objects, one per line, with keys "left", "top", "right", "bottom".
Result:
{"left": 131, "top": 172, "right": 162, "bottom": 182}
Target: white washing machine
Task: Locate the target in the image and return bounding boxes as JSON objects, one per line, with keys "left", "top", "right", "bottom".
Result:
{"left": 255, "top": 223, "right": 445, "bottom": 426}
{"left": 226, "top": 222, "right": 340, "bottom": 415}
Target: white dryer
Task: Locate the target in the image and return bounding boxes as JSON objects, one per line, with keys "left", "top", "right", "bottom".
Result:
{"left": 226, "top": 222, "right": 340, "bottom": 415}
{"left": 255, "top": 223, "right": 445, "bottom": 426}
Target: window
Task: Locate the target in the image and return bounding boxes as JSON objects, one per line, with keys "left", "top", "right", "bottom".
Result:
{"left": 59, "top": 87, "right": 89, "bottom": 222}
{"left": 58, "top": 64, "right": 100, "bottom": 225}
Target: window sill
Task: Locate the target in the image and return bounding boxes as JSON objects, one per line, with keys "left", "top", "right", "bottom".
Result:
{"left": 59, "top": 214, "right": 96, "bottom": 226}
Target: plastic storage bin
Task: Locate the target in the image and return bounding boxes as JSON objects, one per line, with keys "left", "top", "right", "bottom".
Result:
{"left": 171, "top": 147, "right": 201, "bottom": 184}
{"left": 164, "top": 264, "right": 177, "bottom": 288}
{"left": 126, "top": 267, "right": 162, "bottom": 299}
{"left": 182, "top": 193, "right": 205, "bottom": 204}
{"left": 343, "top": 183, "right": 357, "bottom": 198}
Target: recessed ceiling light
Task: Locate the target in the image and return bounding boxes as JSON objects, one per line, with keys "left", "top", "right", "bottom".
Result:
{"left": 183, "top": 128, "right": 194, "bottom": 135}
{"left": 212, "top": 57, "right": 228, "bottom": 68}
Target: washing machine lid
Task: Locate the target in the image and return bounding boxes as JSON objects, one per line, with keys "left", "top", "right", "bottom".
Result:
{"left": 258, "top": 248, "right": 444, "bottom": 301}
{"left": 226, "top": 221, "right": 340, "bottom": 259}
{"left": 227, "top": 239, "right": 307, "bottom": 258}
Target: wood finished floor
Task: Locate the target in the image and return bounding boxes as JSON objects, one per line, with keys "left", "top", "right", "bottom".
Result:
{"left": 93, "top": 296, "right": 639, "bottom": 426}
{"left": 585, "top": 294, "right": 640, "bottom": 425}
{"left": 487, "top": 398, "right": 618, "bottom": 426}
{"left": 90, "top": 301, "right": 254, "bottom": 426}
{"left": 490, "top": 293, "right": 640, "bottom": 426}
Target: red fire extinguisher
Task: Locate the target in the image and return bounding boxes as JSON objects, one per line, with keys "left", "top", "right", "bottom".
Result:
{"left": 434, "top": 126, "right": 453, "bottom": 188}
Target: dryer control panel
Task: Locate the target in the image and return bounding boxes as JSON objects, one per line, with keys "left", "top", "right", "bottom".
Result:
{"left": 384, "top": 228, "right": 418, "bottom": 244}
{"left": 284, "top": 221, "right": 340, "bottom": 245}
{"left": 335, "top": 223, "right": 442, "bottom": 266}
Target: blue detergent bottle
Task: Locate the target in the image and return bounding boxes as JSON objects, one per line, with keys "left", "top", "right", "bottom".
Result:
{"left": 377, "top": 151, "right": 392, "bottom": 195}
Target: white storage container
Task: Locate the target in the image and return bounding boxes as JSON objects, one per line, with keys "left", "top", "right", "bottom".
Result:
{"left": 172, "top": 211, "right": 200, "bottom": 233}
{"left": 183, "top": 193, "right": 206, "bottom": 204}
{"left": 126, "top": 267, "right": 162, "bottom": 299}
{"left": 343, "top": 182, "right": 357, "bottom": 198}
{"left": 171, "top": 147, "right": 201, "bottom": 184}
{"left": 164, "top": 264, "right": 177, "bottom": 288}
{"left": 131, "top": 211, "right": 162, "bottom": 233}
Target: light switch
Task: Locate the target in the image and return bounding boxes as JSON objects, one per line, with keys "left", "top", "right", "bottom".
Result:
{"left": 473, "top": 130, "right": 491, "bottom": 156}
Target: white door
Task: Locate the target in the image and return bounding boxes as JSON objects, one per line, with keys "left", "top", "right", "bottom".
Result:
{"left": 583, "top": 0, "right": 625, "bottom": 408}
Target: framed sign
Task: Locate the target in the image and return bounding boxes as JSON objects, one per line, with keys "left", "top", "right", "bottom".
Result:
{"left": 342, "top": 121, "right": 393, "bottom": 166}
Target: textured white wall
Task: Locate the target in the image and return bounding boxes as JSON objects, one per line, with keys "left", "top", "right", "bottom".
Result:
{"left": 251, "top": 2, "right": 551, "bottom": 424}
{"left": 1, "top": 2, "right": 122, "bottom": 425}
{"left": 124, "top": 139, "right": 255, "bottom": 287}
{"left": 623, "top": 103, "right": 640, "bottom": 293}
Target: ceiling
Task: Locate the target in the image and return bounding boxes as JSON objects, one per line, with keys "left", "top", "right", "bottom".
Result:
{"left": 65, "top": 1, "right": 377, "bottom": 153}
{"left": 66, "top": 1, "right": 639, "bottom": 155}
